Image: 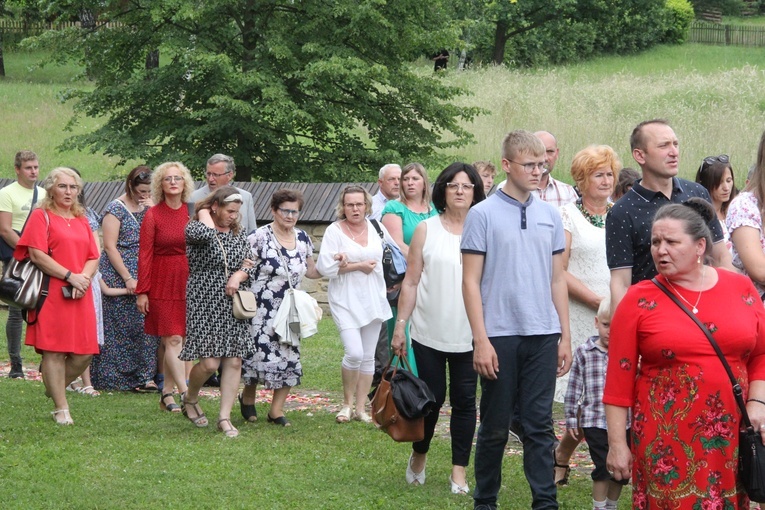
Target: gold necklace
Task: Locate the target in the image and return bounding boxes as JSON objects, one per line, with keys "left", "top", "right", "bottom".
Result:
{"left": 665, "top": 266, "right": 705, "bottom": 314}
{"left": 343, "top": 220, "right": 367, "bottom": 241}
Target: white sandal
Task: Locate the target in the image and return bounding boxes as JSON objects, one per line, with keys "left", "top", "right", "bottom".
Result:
{"left": 76, "top": 385, "right": 100, "bottom": 397}
{"left": 353, "top": 411, "right": 372, "bottom": 423}
{"left": 51, "top": 408, "right": 74, "bottom": 425}
{"left": 336, "top": 406, "right": 352, "bottom": 423}
{"left": 406, "top": 453, "right": 426, "bottom": 485}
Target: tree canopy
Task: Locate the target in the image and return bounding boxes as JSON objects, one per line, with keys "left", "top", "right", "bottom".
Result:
{"left": 31, "top": 0, "right": 480, "bottom": 181}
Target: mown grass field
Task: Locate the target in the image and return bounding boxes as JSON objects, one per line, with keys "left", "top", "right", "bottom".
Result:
{"left": 0, "top": 313, "right": 624, "bottom": 509}
{"left": 2, "top": 42, "right": 765, "bottom": 187}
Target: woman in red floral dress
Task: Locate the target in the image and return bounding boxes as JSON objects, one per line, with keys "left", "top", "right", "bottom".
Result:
{"left": 604, "top": 199, "right": 765, "bottom": 509}
{"left": 136, "top": 162, "right": 194, "bottom": 412}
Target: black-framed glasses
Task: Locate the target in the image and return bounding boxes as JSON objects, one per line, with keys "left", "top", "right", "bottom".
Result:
{"left": 505, "top": 159, "right": 545, "bottom": 173}
{"left": 702, "top": 154, "right": 730, "bottom": 168}
{"left": 277, "top": 207, "right": 300, "bottom": 217}
{"left": 206, "top": 170, "right": 231, "bottom": 178}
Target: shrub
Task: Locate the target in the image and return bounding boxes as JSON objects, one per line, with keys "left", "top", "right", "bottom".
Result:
{"left": 662, "top": 0, "right": 695, "bottom": 43}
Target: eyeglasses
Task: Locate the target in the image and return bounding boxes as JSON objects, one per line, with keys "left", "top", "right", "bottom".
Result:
{"left": 505, "top": 159, "right": 545, "bottom": 173}
{"left": 56, "top": 184, "right": 80, "bottom": 191}
{"left": 206, "top": 171, "right": 231, "bottom": 178}
{"left": 163, "top": 176, "right": 184, "bottom": 183}
{"left": 446, "top": 182, "right": 475, "bottom": 191}
{"left": 344, "top": 203, "right": 365, "bottom": 209}
{"left": 278, "top": 207, "right": 300, "bottom": 217}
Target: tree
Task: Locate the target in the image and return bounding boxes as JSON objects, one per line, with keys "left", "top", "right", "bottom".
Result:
{"left": 29, "top": 0, "right": 479, "bottom": 182}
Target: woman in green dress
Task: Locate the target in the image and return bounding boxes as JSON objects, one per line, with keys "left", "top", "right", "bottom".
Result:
{"left": 380, "top": 162, "right": 437, "bottom": 374}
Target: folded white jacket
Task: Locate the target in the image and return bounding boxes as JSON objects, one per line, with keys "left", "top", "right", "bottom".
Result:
{"left": 273, "top": 288, "right": 323, "bottom": 347}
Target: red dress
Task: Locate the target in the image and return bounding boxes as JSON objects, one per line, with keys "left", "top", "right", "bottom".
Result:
{"left": 604, "top": 269, "right": 765, "bottom": 509}
{"left": 16, "top": 209, "right": 99, "bottom": 355}
{"left": 136, "top": 201, "right": 189, "bottom": 337}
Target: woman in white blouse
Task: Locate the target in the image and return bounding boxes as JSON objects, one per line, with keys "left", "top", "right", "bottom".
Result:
{"left": 317, "top": 186, "right": 393, "bottom": 424}
{"left": 391, "top": 163, "right": 485, "bottom": 494}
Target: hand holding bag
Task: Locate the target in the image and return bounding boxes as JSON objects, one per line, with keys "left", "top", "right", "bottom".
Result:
{"left": 369, "top": 355, "right": 436, "bottom": 442}
{"left": 214, "top": 233, "right": 257, "bottom": 320}
{"left": 653, "top": 278, "right": 765, "bottom": 502}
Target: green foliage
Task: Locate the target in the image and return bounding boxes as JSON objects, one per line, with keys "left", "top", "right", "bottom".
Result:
{"left": 663, "top": 0, "right": 696, "bottom": 43}
{"left": 689, "top": 0, "right": 747, "bottom": 16}
{"left": 25, "top": 0, "right": 481, "bottom": 182}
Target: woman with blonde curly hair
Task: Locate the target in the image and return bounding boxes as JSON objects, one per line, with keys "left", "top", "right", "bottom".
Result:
{"left": 553, "top": 145, "right": 621, "bottom": 485}
{"left": 15, "top": 167, "right": 100, "bottom": 424}
{"left": 136, "top": 162, "right": 193, "bottom": 413}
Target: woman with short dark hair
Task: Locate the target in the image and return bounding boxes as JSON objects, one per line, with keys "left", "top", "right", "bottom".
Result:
{"left": 240, "top": 189, "right": 321, "bottom": 426}
{"left": 392, "top": 162, "right": 485, "bottom": 492}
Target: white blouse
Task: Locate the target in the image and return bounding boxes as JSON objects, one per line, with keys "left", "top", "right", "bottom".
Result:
{"left": 409, "top": 216, "right": 472, "bottom": 353}
{"left": 317, "top": 220, "right": 393, "bottom": 330}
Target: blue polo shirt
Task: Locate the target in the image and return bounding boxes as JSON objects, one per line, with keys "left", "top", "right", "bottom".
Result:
{"left": 606, "top": 177, "right": 724, "bottom": 284}
{"left": 461, "top": 190, "right": 565, "bottom": 337}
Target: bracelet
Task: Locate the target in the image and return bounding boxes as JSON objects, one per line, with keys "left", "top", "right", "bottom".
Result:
{"left": 396, "top": 319, "right": 406, "bottom": 324}
{"left": 748, "top": 398, "right": 765, "bottom": 407}
{"left": 64, "top": 271, "right": 72, "bottom": 281}
{"left": 124, "top": 276, "right": 134, "bottom": 282}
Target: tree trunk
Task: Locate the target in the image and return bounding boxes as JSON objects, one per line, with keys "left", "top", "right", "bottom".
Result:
{"left": 145, "top": 49, "right": 159, "bottom": 79}
{"left": 235, "top": 0, "right": 258, "bottom": 182}
{"left": 79, "top": 9, "right": 96, "bottom": 79}
{"left": 0, "top": 31, "right": 5, "bottom": 78}
{"left": 492, "top": 19, "right": 509, "bottom": 65}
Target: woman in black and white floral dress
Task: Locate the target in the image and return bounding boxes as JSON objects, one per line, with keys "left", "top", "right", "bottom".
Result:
{"left": 180, "top": 187, "right": 256, "bottom": 438}
{"left": 240, "top": 189, "right": 321, "bottom": 427}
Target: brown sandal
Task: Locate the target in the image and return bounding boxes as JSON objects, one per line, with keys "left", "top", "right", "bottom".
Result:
{"left": 554, "top": 460, "right": 571, "bottom": 486}
{"left": 217, "top": 418, "right": 239, "bottom": 438}
{"left": 181, "top": 396, "right": 208, "bottom": 427}
{"left": 160, "top": 393, "right": 181, "bottom": 413}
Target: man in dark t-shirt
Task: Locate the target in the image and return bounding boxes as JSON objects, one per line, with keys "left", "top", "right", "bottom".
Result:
{"left": 606, "top": 119, "right": 734, "bottom": 309}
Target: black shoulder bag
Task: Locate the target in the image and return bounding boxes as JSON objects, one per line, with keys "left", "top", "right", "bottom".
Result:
{"left": 652, "top": 277, "right": 765, "bottom": 502}
{"left": 369, "top": 219, "right": 406, "bottom": 304}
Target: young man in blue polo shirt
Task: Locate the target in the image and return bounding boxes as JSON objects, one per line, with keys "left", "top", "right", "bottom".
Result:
{"left": 462, "top": 130, "right": 572, "bottom": 510}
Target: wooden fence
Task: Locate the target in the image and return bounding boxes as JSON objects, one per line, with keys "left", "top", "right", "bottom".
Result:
{"left": 689, "top": 21, "right": 765, "bottom": 47}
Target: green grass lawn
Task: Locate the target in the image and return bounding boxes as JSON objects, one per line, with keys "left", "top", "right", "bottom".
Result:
{"left": 0, "top": 312, "right": 628, "bottom": 509}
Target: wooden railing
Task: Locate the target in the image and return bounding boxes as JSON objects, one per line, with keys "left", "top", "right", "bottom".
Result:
{"left": 689, "top": 21, "right": 765, "bottom": 47}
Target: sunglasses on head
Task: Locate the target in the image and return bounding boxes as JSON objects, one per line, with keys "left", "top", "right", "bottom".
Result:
{"left": 702, "top": 154, "right": 730, "bottom": 168}
{"left": 133, "top": 172, "right": 151, "bottom": 185}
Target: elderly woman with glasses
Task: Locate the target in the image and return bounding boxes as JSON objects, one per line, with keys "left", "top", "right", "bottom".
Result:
{"left": 696, "top": 154, "right": 737, "bottom": 251}
{"left": 240, "top": 189, "right": 321, "bottom": 426}
{"left": 91, "top": 165, "right": 159, "bottom": 393}
{"left": 317, "top": 185, "right": 394, "bottom": 423}
{"left": 136, "top": 162, "right": 194, "bottom": 413}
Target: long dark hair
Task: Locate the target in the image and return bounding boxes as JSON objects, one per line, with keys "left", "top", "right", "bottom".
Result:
{"left": 432, "top": 162, "right": 486, "bottom": 214}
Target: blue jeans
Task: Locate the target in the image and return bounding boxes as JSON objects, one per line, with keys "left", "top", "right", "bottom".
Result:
{"left": 6, "top": 305, "right": 23, "bottom": 364}
{"left": 473, "top": 334, "right": 559, "bottom": 509}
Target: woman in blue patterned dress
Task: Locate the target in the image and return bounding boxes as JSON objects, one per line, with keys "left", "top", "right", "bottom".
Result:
{"left": 90, "top": 166, "right": 159, "bottom": 393}
{"left": 240, "top": 189, "right": 321, "bottom": 426}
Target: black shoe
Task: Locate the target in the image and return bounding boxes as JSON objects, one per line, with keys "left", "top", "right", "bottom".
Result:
{"left": 9, "top": 361, "right": 24, "bottom": 379}
{"left": 239, "top": 393, "right": 257, "bottom": 422}
{"left": 204, "top": 374, "right": 220, "bottom": 387}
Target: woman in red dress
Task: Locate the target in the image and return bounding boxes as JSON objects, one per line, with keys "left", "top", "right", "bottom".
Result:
{"left": 16, "top": 167, "right": 100, "bottom": 425}
{"left": 136, "top": 162, "right": 193, "bottom": 412}
{"left": 604, "top": 199, "right": 765, "bottom": 509}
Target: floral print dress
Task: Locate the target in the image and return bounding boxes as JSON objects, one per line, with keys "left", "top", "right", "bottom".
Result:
{"left": 241, "top": 225, "right": 313, "bottom": 389}
{"left": 603, "top": 269, "right": 765, "bottom": 509}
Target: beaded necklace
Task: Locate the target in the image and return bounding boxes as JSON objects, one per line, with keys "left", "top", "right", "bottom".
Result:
{"left": 576, "top": 198, "right": 611, "bottom": 228}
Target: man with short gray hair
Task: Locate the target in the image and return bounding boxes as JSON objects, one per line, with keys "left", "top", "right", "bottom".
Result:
{"left": 189, "top": 154, "right": 257, "bottom": 234}
{"left": 370, "top": 163, "right": 401, "bottom": 221}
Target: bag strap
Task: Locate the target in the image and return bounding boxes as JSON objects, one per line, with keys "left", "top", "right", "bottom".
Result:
{"left": 114, "top": 199, "right": 139, "bottom": 226}
{"left": 651, "top": 277, "right": 753, "bottom": 430}
{"left": 270, "top": 226, "right": 295, "bottom": 290}
{"left": 18, "top": 184, "right": 39, "bottom": 235}
{"left": 370, "top": 219, "right": 384, "bottom": 240}
{"left": 213, "top": 233, "right": 230, "bottom": 278}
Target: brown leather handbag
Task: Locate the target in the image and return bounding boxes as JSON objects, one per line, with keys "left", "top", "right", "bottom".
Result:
{"left": 370, "top": 357, "right": 425, "bottom": 442}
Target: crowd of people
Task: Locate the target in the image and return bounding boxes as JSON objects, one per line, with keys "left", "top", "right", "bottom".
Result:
{"left": 5, "top": 118, "right": 765, "bottom": 509}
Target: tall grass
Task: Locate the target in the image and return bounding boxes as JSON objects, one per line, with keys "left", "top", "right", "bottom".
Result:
{"left": 440, "top": 43, "right": 765, "bottom": 186}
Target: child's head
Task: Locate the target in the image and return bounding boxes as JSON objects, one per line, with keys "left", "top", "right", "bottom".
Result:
{"left": 473, "top": 160, "right": 497, "bottom": 193}
{"left": 595, "top": 297, "right": 612, "bottom": 347}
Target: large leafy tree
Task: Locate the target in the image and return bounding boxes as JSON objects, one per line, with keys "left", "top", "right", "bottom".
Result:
{"left": 32, "top": 0, "right": 479, "bottom": 181}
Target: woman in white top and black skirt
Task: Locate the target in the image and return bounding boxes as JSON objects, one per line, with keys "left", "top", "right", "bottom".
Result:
{"left": 391, "top": 163, "right": 486, "bottom": 494}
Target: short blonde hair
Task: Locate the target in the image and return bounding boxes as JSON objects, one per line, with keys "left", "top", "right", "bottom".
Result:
{"left": 400, "top": 162, "right": 432, "bottom": 209}
{"left": 334, "top": 185, "right": 372, "bottom": 220}
{"left": 151, "top": 162, "right": 194, "bottom": 204}
{"left": 473, "top": 160, "right": 497, "bottom": 178}
{"left": 597, "top": 296, "right": 612, "bottom": 321}
{"left": 41, "top": 167, "right": 85, "bottom": 217}
{"left": 501, "top": 130, "right": 545, "bottom": 161}
{"left": 569, "top": 145, "right": 622, "bottom": 195}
